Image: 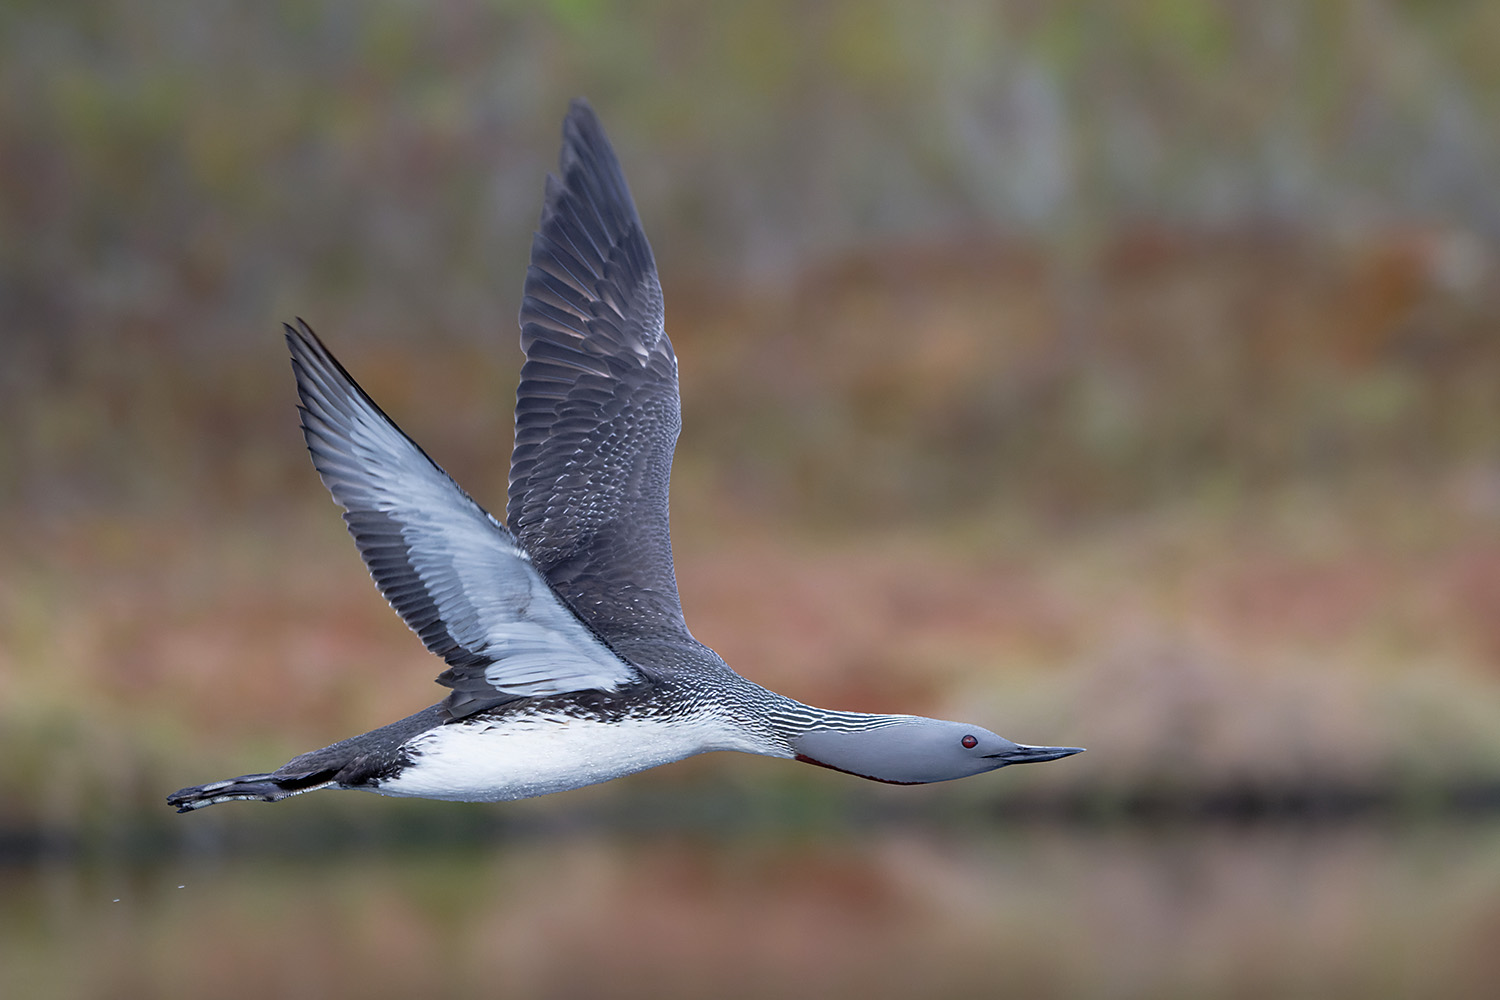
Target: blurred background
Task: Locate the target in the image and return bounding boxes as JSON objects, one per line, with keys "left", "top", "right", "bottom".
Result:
{"left": 5, "top": 1, "right": 1500, "bottom": 996}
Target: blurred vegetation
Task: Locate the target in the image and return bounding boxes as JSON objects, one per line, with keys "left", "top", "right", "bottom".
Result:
{"left": 5, "top": 0, "right": 1500, "bottom": 520}
{"left": 3, "top": 0, "right": 1500, "bottom": 846}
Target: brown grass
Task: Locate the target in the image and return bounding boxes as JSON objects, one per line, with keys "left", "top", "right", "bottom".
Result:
{"left": 5, "top": 229, "right": 1500, "bottom": 832}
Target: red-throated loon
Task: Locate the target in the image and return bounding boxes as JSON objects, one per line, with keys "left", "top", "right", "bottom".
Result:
{"left": 167, "top": 101, "right": 1082, "bottom": 812}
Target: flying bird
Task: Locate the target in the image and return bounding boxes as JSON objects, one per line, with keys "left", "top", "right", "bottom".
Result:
{"left": 167, "top": 101, "right": 1082, "bottom": 812}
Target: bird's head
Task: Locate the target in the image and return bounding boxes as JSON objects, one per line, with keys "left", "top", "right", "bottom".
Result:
{"left": 793, "top": 717, "right": 1083, "bottom": 785}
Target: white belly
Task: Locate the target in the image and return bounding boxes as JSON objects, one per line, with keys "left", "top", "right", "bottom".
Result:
{"left": 368, "top": 712, "right": 771, "bottom": 802}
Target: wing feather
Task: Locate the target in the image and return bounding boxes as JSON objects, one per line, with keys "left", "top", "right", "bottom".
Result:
{"left": 286, "top": 319, "right": 640, "bottom": 714}
{"left": 508, "top": 99, "right": 689, "bottom": 644}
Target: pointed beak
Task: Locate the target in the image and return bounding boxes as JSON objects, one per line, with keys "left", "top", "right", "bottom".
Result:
{"left": 985, "top": 744, "right": 1086, "bottom": 765}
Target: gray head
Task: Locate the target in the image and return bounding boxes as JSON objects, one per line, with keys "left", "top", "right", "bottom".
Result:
{"left": 793, "top": 717, "right": 1083, "bottom": 785}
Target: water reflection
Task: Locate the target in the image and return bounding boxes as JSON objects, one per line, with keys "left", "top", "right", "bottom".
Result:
{"left": 8, "top": 822, "right": 1500, "bottom": 999}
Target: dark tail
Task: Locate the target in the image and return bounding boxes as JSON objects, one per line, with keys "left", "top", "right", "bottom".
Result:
{"left": 166, "top": 769, "right": 336, "bottom": 812}
{"left": 166, "top": 703, "right": 451, "bottom": 813}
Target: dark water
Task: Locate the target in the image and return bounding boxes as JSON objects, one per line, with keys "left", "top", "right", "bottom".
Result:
{"left": 7, "top": 821, "right": 1500, "bottom": 999}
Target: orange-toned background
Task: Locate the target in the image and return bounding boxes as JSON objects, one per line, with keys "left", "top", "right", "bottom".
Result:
{"left": 5, "top": 4, "right": 1500, "bottom": 997}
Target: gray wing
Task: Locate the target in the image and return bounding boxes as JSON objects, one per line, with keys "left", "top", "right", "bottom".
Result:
{"left": 286, "top": 320, "right": 641, "bottom": 716}
{"left": 508, "top": 99, "right": 688, "bottom": 644}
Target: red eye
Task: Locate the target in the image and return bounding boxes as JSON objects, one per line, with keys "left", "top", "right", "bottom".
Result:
{"left": 961, "top": 735, "right": 978, "bottom": 749}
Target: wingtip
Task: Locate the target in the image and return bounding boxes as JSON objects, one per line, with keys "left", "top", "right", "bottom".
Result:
{"left": 559, "top": 99, "right": 616, "bottom": 164}
{"left": 285, "top": 320, "right": 339, "bottom": 384}
{"left": 562, "top": 99, "right": 597, "bottom": 139}
{"left": 284, "top": 317, "right": 317, "bottom": 344}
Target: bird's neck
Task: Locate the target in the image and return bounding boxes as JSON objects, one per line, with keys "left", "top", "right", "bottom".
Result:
{"left": 758, "top": 697, "right": 934, "bottom": 784}
{"left": 752, "top": 689, "right": 916, "bottom": 752}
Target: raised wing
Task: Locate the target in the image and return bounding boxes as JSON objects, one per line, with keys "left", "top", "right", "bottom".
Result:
{"left": 508, "top": 100, "right": 688, "bottom": 644}
{"left": 286, "top": 320, "right": 641, "bottom": 715}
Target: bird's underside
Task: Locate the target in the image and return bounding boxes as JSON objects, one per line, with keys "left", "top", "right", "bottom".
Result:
{"left": 168, "top": 687, "right": 774, "bottom": 811}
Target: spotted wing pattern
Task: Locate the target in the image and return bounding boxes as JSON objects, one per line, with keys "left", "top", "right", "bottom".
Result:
{"left": 508, "top": 100, "right": 689, "bottom": 645}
